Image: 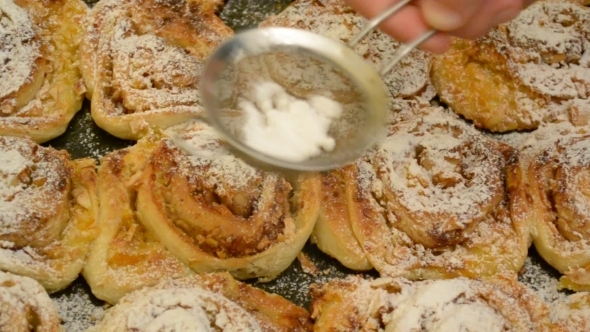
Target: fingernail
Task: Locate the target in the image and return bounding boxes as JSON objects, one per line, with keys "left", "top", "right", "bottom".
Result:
{"left": 493, "top": 7, "right": 521, "bottom": 26}
{"left": 422, "top": 1, "right": 464, "bottom": 31}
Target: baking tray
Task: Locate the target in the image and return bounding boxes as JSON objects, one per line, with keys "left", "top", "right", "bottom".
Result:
{"left": 43, "top": 0, "right": 568, "bottom": 330}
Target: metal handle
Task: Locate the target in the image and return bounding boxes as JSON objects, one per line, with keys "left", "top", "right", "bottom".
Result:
{"left": 348, "top": 0, "right": 438, "bottom": 76}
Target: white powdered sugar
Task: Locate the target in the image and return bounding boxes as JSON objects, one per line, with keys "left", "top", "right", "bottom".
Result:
{"left": 0, "top": 137, "right": 67, "bottom": 243}
{"left": 90, "top": 286, "right": 262, "bottom": 332}
{"left": 384, "top": 279, "right": 507, "bottom": 332}
{"left": 321, "top": 276, "right": 549, "bottom": 332}
{"left": 240, "top": 81, "right": 343, "bottom": 162}
{"left": 167, "top": 121, "right": 261, "bottom": 194}
{"left": 0, "top": 0, "right": 39, "bottom": 108}
{"left": 111, "top": 32, "right": 202, "bottom": 113}
{"left": 500, "top": 1, "right": 590, "bottom": 117}
{"left": 0, "top": 271, "right": 61, "bottom": 330}
{"left": 550, "top": 293, "right": 590, "bottom": 331}
{"left": 371, "top": 116, "right": 503, "bottom": 229}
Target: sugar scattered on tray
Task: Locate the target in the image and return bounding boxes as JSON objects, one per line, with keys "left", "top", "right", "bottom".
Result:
{"left": 53, "top": 281, "right": 107, "bottom": 332}
{"left": 518, "top": 256, "right": 568, "bottom": 304}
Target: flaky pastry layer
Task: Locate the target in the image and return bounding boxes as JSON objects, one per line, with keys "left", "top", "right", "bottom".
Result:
{"left": 0, "top": 0, "right": 87, "bottom": 143}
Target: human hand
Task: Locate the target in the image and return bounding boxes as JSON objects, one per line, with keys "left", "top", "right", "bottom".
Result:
{"left": 345, "top": 0, "right": 534, "bottom": 53}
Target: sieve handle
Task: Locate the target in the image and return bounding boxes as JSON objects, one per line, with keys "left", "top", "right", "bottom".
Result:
{"left": 348, "top": 0, "right": 438, "bottom": 76}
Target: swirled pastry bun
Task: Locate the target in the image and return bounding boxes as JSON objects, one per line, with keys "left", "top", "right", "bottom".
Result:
{"left": 89, "top": 273, "right": 312, "bottom": 332}
{"left": 431, "top": 0, "right": 590, "bottom": 132}
{"left": 84, "top": 120, "right": 321, "bottom": 304}
{"left": 80, "top": 0, "right": 233, "bottom": 140}
{"left": 312, "top": 110, "right": 529, "bottom": 279}
{"left": 511, "top": 122, "right": 590, "bottom": 291}
{"left": 0, "top": 271, "right": 62, "bottom": 332}
{"left": 0, "top": 0, "right": 87, "bottom": 143}
{"left": 0, "top": 136, "right": 98, "bottom": 293}
{"left": 311, "top": 276, "right": 560, "bottom": 332}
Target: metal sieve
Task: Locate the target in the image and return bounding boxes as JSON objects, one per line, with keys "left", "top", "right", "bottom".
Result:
{"left": 199, "top": 0, "right": 436, "bottom": 172}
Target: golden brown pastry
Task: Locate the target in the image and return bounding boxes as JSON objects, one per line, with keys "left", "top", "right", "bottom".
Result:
{"left": 259, "top": 0, "right": 435, "bottom": 101}
{"left": 311, "top": 275, "right": 560, "bottom": 332}
{"left": 136, "top": 121, "right": 321, "bottom": 278}
{"left": 550, "top": 292, "right": 590, "bottom": 332}
{"left": 84, "top": 120, "right": 321, "bottom": 304}
{"left": 511, "top": 123, "right": 590, "bottom": 291}
{"left": 0, "top": 271, "right": 62, "bottom": 332}
{"left": 0, "top": 136, "right": 98, "bottom": 293}
{"left": 79, "top": 0, "right": 233, "bottom": 140}
{"left": 313, "top": 111, "right": 530, "bottom": 279}
{"left": 431, "top": 0, "right": 590, "bottom": 132}
{"left": 0, "top": 0, "right": 87, "bottom": 143}
{"left": 82, "top": 135, "right": 193, "bottom": 304}
{"left": 89, "top": 273, "right": 312, "bottom": 332}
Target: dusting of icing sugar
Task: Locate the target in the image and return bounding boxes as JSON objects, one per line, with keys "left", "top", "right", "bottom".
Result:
{"left": 166, "top": 121, "right": 260, "bottom": 195}
{"left": 89, "top": 286, "right": 262, "bottom": 331}
{"left": 384, "top": 279, "right": 507, "bottom": 332}
{"left": 240, "top": 81, "right": 343, "bottom": 162}
{"left": 0, "top": 137, "right": 67, "bottom": 244}
{"left": 0, "top": 0, "right": 40, "bottom": 109}
{"left": 504, "top": 1, "right": 590, "bottom": 103}
{"left": 110, "top": 33, "right": 202, "bottom": 114}
{"left": 53, "top": 280, "right": 107, "bottom": 332}
{"left": 561, "top": 136, "right": 590, "bottom": 166}
{"left": 85, "top": 0, "right": 232, "bottom": 118}
{"left": 549, "top": 292, "right": 590, "bottom": 332}
{"left": 0, "top": 271, "right": 61, "bottom": 330}
{"left": 519, "top": 256, "right": 567, "bottom": 304}
{"left": 317, "top": 276, "right": 550, "bottom": 332}
{"left": 372, "top": 116, "right": 503, "bottom": 227}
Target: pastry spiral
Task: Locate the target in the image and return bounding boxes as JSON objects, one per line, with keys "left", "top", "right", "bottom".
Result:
{"left": 0, "top": 271, "right": 61, "bottom": 332}
{"left": 0, "top": 136, "right": 98, "bottom": 292}
{"left": 313, "top": 112, "right": 529, "bottom": 278}
{"left": 550, "top": 292, "right": 590, "bottom": 332}
{"left": 84, "top": 120, "right": 321, "bottom": 304}
{"left": 311, "top": 276, "right": 559, "bottom": 332}
{"left": 83, "top": 136, "right": 193, "bottom": 304}
{"left": 136, "top": 120, "right": 321, "bottom": 278}
{"left": 259, "top": 0, "right": 435, "bottom": 101}
{"left": 80, "top": 0, "right": 233, "bottom": 140}
{"left": 0, "top": 0, "right": 87, "bottom": 143}
{"left": 89, "top": 273, "right": 312, "bottom": 332}
{"left": 512, "top": 130, "right": 590, "bottom": 291}
{"left": 431, "top": 0, "right": 590, "bottom": 132}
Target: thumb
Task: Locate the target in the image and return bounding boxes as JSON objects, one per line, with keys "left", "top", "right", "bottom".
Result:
{"left": 421, "top": 0, "right": 486, "bottom": 31}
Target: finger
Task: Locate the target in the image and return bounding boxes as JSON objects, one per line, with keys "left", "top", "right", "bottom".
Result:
{"left": 347, "top": 0, "right": 452, "bottom": 53}
{"left": 451, "top": 0, "right": 525, "bottom": 39}
{"left": 421, "top": 0, "right": 487, "bottom": 31}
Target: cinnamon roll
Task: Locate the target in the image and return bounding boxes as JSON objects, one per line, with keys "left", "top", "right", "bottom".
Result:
{"left": 136, "top": 120, "right": 321, "bottom": 278}
{"left": 550, "top": 292, "right": 590, "bottom": 332}
{"left": 0, "top": 136, "right": 98, "bottom": 293}
{"left": 83, "top": 137, "right": 194, "bottom": 304}
{"left": 259, "top": 0, "right": 435, "bottom": 101}
{"left": 311, "top": 276, "right": 559, "bottom": 332}
{"left": 512, "top": 129, "right": 590, "bottom": 291}
{"left": 0, "top": 271, "right": 62, "bottom": 332}
{"left": 89, "top": 273, "right": 312, "bottom": 332}
{"left": 313, "top": 112, "right": 530, "bottom": 279}
{"left": 80, "top": 0, "right": 233, "bottom": 140}
{"left": 84, "top": 120, "right": 321, "bottom": 304}
{"left": 0, "top": 0, "right": 87, "bottom": 143}
{"left": 431, "top": 0, "right": 590, "bottom": 132}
